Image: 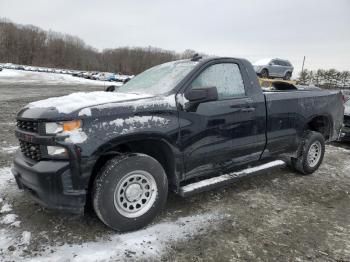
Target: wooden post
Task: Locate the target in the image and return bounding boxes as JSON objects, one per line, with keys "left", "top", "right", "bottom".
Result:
{"left": 301, "top": 56, "right": 306, "bottom": 74}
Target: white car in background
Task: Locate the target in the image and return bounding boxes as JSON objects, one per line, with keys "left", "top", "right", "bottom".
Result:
{"left": 253, "top": 58, "right": 294, "bottom": 80}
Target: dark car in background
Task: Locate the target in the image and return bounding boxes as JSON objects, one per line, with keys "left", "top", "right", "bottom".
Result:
{"left": 341, "top": 99, "right": 350, "bottom": 141}
{"left": 253, "top": 58, "right": 294, "bottom": 80}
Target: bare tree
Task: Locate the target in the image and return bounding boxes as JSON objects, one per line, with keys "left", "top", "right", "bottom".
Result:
{"left": 0, "top": 18, "right": 203, "bottom": 75}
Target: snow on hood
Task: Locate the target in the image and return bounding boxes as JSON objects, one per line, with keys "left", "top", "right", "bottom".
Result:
{"left": 27, "top": 92, "right": 153, "bottom": 114}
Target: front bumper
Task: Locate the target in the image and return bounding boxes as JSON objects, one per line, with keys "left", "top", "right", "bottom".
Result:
{"left": 12, "top": 152, "right": 86, "bottom": 214}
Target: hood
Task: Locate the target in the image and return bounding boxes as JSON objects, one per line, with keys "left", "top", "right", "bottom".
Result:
{"left": 18, "top": 91, "right": 155, "bottom": 119}
{"left": 18, "top": 91, "right": 177, "bottom": 120}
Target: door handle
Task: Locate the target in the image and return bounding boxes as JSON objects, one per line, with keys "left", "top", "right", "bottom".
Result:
{"left": 229, "top": 106, "right": 243, "bottom": 113}
{"left": 241, "top": 107, "right": 255, "bottom": 112}
{"left": 230, "top": 105, "right": 255, "bottom": 113}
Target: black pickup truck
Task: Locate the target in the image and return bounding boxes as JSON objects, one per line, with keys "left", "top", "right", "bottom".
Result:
{"left": 12, "top": 56, "right": 344, "bottom": 231}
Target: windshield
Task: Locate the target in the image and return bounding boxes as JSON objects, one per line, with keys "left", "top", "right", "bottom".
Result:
{"left": 118, "top": 60, "right": 198, "bottom": 95}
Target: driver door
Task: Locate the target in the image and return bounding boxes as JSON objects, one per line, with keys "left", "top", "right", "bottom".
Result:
{"left": 178, "top": 61, "right": 265, "bottom": 178}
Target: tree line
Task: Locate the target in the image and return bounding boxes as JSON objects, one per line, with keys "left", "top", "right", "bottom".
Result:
{"left": 0, "top": 18, "right": 197, "bottom": 75}
{"left": 297, "top": 69, "right": 350, "bottom": 89}
{"left": 2, "top": 18, "right": 349, "bottom": 87}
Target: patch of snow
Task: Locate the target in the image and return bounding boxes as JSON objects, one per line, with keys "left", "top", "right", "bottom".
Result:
{"left": 109, "top": 118, "right": 124, "bottom": 127}
{"left": 0, "top": 69, "right": 111, "bottom": 86}
{"left": 10, "top": 221, "right": 21, "bottom": 228}
{"left": 176, "top": 93, "right": 189, "bottom": 108}
{"left": 162, "top": 95, "right": 177, "bottom": 107}
{"left": 27, "top": 91, "right": 153, "bottom": 114}
{"left": 1, "top": 145, "right": 19, "bottom": 154}
{"left": 62, "top": 128, "right": 88, "bottom": 144}
{"left": 0, "top": 167, "right": 14, "bottom": 194}
{"left": 94, "top": 95, "right": 176, "bottom": 112}
{"left": 0, "top": 69, "right": 21, "bottom": 77}
{"left": 109, "top": 116, "right": 170, "bottom": 134}
{"left": 0, "top": 122, "right": 16, "bottom": 126}
{"left": 0, "top": 214, "right": 18, "bottom": 224}
{"left": 21, "top": 231, "right": 31, "bottom": 245}
{"left": 0, "top": 203, "right": 13, "bottom": 213}
{"left": 0, "top": 229, "right": 13, "bottom": 250}
{"left": 22, "top": 212, "right": 224, "bottom": 262}
{"left": 181, "top": 160, "right": 285, "bottom": 193}
{"left": 78, "top": 107, "right": 92, "bottom": 117}
{"left": 327, "top": 144, "right": 350, "bottom": 153}
{"left": 110, "top": 116, "right": 168, "bottom": 127}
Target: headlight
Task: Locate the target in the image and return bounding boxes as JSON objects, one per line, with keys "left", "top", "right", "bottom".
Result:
{"left": 45, "top": 122, "right": 63, "bottom": 134}
{"left": 46, "top": 146, "right": 67, "bottom": 157}
{"left": 45, "top": 120, "right": 82, "bottom": 134}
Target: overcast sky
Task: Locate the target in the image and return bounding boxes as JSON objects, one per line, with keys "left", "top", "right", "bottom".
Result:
{"left": 0, "top": 0, "right": 349, "bottom": 73}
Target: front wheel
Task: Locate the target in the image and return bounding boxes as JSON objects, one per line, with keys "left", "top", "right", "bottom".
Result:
{"left": 291, "top": 131, "right": 325, "bottom": 175}
{"left": 92, "top": 153, "right": 168, "bottom": 231}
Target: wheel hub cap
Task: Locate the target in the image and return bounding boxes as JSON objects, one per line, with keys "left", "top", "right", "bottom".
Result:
{"left": 307, "top": 141, "right": 322, "bottom": 168}
{"left": 125, "top": 184, "right": 142, "bottom": 202}
{"left": 113, "top": 170, "right": 158, "bottom": 218}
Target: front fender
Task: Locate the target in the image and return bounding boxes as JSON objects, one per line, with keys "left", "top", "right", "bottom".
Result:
{"left": 92, "top": 132, "right": 180, "bottom": 157}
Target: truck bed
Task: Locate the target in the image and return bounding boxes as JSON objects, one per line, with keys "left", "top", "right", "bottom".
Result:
{"left": 263, "top": 89, "right": 344, "bottom": 156}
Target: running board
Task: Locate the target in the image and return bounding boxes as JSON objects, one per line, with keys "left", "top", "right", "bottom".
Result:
{"left": 179, "top": 160, "right": 286, "bottom": 197}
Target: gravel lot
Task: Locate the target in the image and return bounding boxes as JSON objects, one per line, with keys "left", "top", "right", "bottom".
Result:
{"left": 0, "top": 78, "right": 349, "bottom": 261}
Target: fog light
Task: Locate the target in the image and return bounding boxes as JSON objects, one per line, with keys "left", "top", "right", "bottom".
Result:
{"left": 47, "top": 146, "right": 67, "bottom": 156}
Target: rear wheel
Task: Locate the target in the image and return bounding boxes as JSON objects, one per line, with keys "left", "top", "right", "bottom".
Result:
{"left": 92, "top": 153, "right": 168, "bottom": 231}
{"left": 291, "top": 131, "right": 325, "bottom": 175}
{"left": 261, "top": 69, "right": 269, "bottom": 78}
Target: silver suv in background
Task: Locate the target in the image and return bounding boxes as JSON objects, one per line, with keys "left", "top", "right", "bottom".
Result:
{"left": 253, "top": 58, "right": 294, "bottom": 80}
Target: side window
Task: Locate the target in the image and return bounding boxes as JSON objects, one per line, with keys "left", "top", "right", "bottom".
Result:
{"left": 274, "top": 60, "right": 281, "bottom": 66}
{"left": 190, "top": 63, "right": 245, "bottom": 99}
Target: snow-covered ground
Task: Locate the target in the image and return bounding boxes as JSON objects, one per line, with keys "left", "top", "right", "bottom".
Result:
{"left": 0, "top": 69, "right": 117, "bottom": 86}
{"left": 0, "top": 164, "right": 224, "bottom": 261}
{"left": 1, "top": 78, "right": 350, "bottom": 261}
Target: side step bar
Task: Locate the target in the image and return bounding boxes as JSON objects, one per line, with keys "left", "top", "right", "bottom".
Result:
{"left": 179, "top": 160, "right": 286, "bottom": 197}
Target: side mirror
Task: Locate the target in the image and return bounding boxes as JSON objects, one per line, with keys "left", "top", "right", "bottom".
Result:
{"left": 105, "top": 85, "right": 116, "bottom": 92}
{"left": 184, "top": 86, "right": 218, "bottom": 105}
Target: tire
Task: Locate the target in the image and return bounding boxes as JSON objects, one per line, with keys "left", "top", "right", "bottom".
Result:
{"left": 284, "top": 72, "right": 291, "bottom": 80}
{"left": 261, "top": 69, "right": 269, "bottom": 78}
{"left": 92, "top": 153, "right": 168, "bottom": 231}
{"left": 291, "top": 131, "right": 325, "bottom": 175}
